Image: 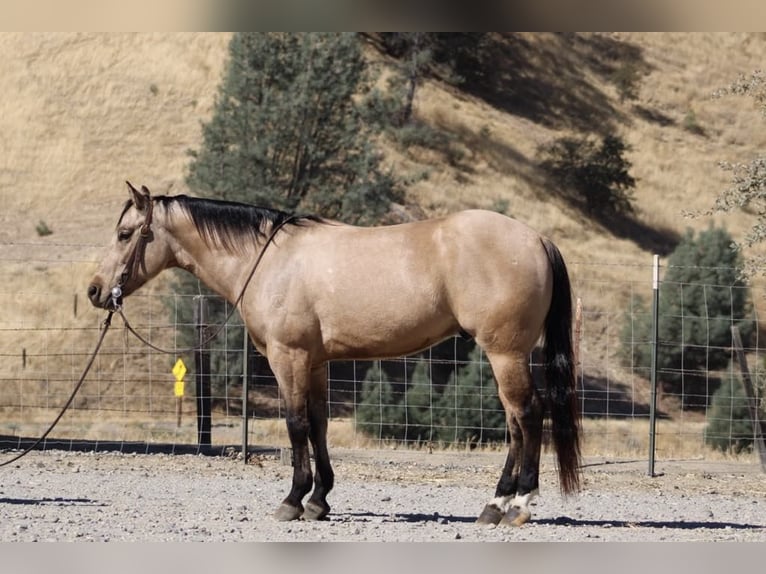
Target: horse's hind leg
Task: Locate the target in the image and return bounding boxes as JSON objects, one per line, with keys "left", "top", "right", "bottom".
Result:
{"left": 476, "top": 414, "right": 522, "bottom": 525}
{"left": 303, "top": 365, "right": 335, "bottom": 521}
{"left": 477, "top": 351, "right": 543, "bottom": 527}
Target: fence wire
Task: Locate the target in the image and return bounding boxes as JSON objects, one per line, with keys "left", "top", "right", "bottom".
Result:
{"left": 0, "top": 247, "right": 764, "bottom": 466}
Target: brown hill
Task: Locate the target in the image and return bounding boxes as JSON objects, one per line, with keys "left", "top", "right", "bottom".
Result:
{"left": 2, "top": 33, "right": 765, "bottom": 419}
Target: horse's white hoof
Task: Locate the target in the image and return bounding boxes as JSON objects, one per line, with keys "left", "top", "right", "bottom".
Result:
{"left": 476, "top": 504, "right": 504, "bottom": 525}
{"left": 499, "top": 506, "right": 532, "bottom": 527}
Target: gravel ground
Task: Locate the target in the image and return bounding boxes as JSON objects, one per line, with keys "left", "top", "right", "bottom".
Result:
{"left": 0, "top": 447, "right": 764, "bottom": 542}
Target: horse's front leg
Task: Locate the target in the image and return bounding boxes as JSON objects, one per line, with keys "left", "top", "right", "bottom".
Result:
{"left": 303, "top": 364, "right": 334, "bottom": 520}
{"left": 269, "top": 348, "right": 314, "bottom": 522}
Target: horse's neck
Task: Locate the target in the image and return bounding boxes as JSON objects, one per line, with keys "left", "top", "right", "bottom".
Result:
{"left": 170, "top": 220, "right": 264, "bottom": 305}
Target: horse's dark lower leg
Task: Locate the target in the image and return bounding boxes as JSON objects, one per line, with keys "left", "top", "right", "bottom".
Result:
{"left": 303, "top": 366, "right": 334, "bottom": 521}
{"left": 476, "top": 416, "right": 522, "bottom": 525}
{"left": 499, "top": 392, "right": 543, "bottom": 527}
{"left": 496, "top": 416, "right": 523, "bottom": 496}
{"left": 274, "top": 408, "right": 314, "bottom": 521}
{"left": 478, "top": 352, "right": 543, "bottom": 527}
{"left": 269, "top": 351, "right": 316, "bottom": 521}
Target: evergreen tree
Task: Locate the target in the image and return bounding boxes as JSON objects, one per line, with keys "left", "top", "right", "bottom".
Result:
{"left": 355, "top": 361, "right": 407, "bottom": 440}
{"left": 538, "top": 133, "right": 636, "bottom": 216}
{"left": 375, "top": 33, "right": 433, "bottom": 126}
{"left": 175, "top": 33, "right": 404, "bottom": 397}
{"left": 377, "top": 33, "right": 493, "bottom": 93}
{"left": 364, "top": 34, "right": 492, "bottom": 167}
{"left": 621, "top": 226, "right": 753, "bottom": 401}
{"left": 403, "top": 361, "right": 435, "bottom": 442}
{"left": 705, "top": 367, "right": 755, "bottom": 453}
{"left": 434, "top": 345, "right": 507, "bottom": 444}
{"left": 354, "top": 349, "right": 509, "bottom": 446}
{"left": 187, "top": 32, "right": 401, "bottom": 223}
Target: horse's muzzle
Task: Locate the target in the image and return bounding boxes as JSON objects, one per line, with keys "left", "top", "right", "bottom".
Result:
{"left": 88, "top": 283, "right": 124, "bottom": 310}
{"left": 87, "top": 283, "right": 104, "bottom": 307}
{"left": 87, "top": 282, "right": 116, "bottom": 307}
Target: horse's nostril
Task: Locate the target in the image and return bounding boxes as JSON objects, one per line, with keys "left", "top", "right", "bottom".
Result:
{"left": 88, "top": 284, "right": 100, "bottom": 302}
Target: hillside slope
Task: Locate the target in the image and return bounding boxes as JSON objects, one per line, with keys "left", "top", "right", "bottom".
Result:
{"left": 2, "top": 33, "right": 765, "bottom": 411}
{"left": 3, "top": 33, "right": 765, "bottom": 277}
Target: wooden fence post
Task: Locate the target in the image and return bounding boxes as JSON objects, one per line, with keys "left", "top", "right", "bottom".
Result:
{"left": 730, "top": 325, "right": 766, "bottom": 471}
{"left": 194, "top": 295, "right": 212, "bottom": 448}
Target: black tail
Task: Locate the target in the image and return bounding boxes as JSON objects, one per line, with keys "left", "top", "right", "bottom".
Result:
{"left": 540, "top": 238, "right": 581, "bottom": 495}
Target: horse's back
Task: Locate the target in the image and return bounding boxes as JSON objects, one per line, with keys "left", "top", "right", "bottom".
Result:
{"left": 301, "top": 209, "right": 548, "bottom": 290}
{"left": 263, "top": 209, "right": 554, "bottom": 360}
{"left": 312, "top": 209, "right": 544, "bottom": 263}
{"left": 437, "top": 209, "right": 547, "bottom": 258}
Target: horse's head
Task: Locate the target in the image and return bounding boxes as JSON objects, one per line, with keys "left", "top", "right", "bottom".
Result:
{"left": 87, "top": 182, "right": 174, "bottom": 309}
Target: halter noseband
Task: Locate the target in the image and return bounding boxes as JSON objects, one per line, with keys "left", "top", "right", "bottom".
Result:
{"left": 111, "top": 194, "right": 154, "bottom": 310}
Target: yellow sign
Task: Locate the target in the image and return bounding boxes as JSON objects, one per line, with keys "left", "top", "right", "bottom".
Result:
{"left": 172, "top": 358, "right": 187, "bottom": 382}
{"left": 172, "top": 358, "right": 186, "bottom": 397}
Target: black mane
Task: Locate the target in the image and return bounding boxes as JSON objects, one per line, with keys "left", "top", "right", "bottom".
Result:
{"left": 152, "top": 195, "right": 322, "bottom": 253}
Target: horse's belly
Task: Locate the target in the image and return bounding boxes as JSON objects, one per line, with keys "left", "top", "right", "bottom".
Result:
{"left": 320, "top": 312, "right": 458, "bottom": 360}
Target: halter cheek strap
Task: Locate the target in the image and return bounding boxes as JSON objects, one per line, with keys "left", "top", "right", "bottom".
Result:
{"left": 113, "top": 195, "right": 154, "bottom": 308}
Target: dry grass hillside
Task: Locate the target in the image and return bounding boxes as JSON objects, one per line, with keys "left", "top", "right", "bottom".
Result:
{"left": 2, "top": 32, "right": 766, "bottom": 416}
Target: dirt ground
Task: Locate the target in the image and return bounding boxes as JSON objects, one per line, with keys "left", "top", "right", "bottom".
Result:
{"left": 0, "top": 446, "right": 763, "bottom": 542}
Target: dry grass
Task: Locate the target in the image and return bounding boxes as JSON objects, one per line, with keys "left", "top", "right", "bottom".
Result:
{"left": 1, "top": 411, "right": 757, "bottom": 465}
{"left": 3, "top": 33, "right": 766, "bottom": 438}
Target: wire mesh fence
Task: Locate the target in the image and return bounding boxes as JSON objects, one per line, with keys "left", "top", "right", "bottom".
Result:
{"left": 0, "top": 243, "right": 764, "bottom": 466}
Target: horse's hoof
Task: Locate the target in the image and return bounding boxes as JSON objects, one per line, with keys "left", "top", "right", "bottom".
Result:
{"left": 302, "top": 500, "right": 330, "bottom": 521}
{"left": 476, "top": 504, "right": 504, "bottom": 526}
{"left": 499, "top": 506, "right": 532, "bottom": 527}
{"left": 274, "top": 502, "right": 303, "bottom": 522}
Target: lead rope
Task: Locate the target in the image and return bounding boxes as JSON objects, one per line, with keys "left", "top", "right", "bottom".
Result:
{"left": 116, "top": 214, "right": 295, "bottom": 355}
{"left": 0, "top": 213, "right": 293, "bottom": 467}
{"left": 0, "top": 311, "right": 115, "bottom": 467}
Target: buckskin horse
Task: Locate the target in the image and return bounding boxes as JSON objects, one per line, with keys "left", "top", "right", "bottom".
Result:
{"left": 88, "top": 182, "right": 581, "bottom": 527}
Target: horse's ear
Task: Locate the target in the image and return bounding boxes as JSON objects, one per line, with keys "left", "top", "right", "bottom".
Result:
{"left": 126, "top": 181, "right": 150, "bottom": 212}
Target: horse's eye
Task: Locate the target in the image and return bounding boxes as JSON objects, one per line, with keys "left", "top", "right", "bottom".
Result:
{"left": 118, "top": 229, "right": 134, "bottom": 242}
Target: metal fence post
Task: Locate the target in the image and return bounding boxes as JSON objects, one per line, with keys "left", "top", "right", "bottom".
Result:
{"left": 242, "top": 323, "right": 249, "bottom": 463}
{"left": 648, "top": 254, "right": 660, "bottom": 477}
{"left": 194, "top": 295, "right": 212, "bottom": 448}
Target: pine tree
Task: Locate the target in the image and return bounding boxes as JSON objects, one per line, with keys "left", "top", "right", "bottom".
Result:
{"left": 621, "top": 226, "right": 753, "bottom": 403}
{"left": 355, "top": 361, "right": 407, "bottom": 440}
{"left": 174, "top": 33, "right": 404, "bottom": 396}
{"left": 187, "top": 32, "right": 401, "bottom": 223}
{"left": 434, "top": 346, "right": 507, "bottom": 444}
{"left": 403, "top": 361, "right": 435, "bottom": 442}
{"left": 705, "top": 367, "right": 755, "bottom": 453}
{"left": 355, "top": 349, "right": 510, "bottom": 446}
{"left": 538, "top": 133, "right": 636, "bottom": 216}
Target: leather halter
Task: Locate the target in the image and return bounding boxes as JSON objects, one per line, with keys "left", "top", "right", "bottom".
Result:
{"left": 114, "top": 194, "right": 154, "bottom": 306}
{"left": 114, "top": 206, "right": 298, "bottom": 354}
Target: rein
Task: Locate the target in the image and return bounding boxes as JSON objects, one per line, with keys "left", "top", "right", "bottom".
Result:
{"left": 0, "top": 203, "right": 293, "bottom": 467}
{"left": 0, "top": 311, "right": 115, "bottom": 467}
{"left": 114, "top": 207, "right": 296, "bottom": 355}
